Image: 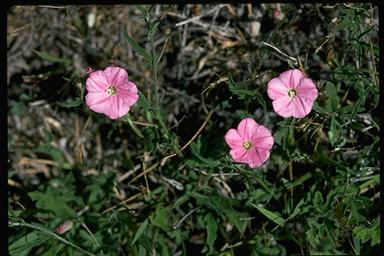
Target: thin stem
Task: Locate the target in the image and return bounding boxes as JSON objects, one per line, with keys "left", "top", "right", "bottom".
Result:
{"left": 150, "top": 33, "right": 158, "bottom": 109}
{"left": 81, "top": 222, "right": 102, "bottom": 255}
{"left": 172, "top": 208, "right": 199, "bottom": 229}
{"left": 9, "top": 221, "right": 95, "bottom": 256}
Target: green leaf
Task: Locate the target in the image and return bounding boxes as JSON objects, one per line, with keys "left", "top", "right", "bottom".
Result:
{"left": 358, "top": 175, "right": 379, "bottom": 190}
{"left": 136, "top": 89, "right": 151, "bottom": 111}
{"left": 57, "top": 97, "right": 82, "bottom": 108}
{"left": 131, "top": 219, "right": 149, "bottom": 246}
{"left": 353, "top": 217, "right": 380, "bottom": 246}
{"left": 33, "top": 50, "right": 71, "bottom": 64}
{"left": 251, "top": 204, "right": 285, "bottom": 227}
{"left": 286, "top": 172, "right": 312, "bottom": 189}
{"left": 326, "top": 82, "right": 338, "bottom": 112}
{"left": 123, "top": 32, "right": 152, "bottom": 65}
{"left": 349, "top": 98, "right": 363, "bottom": 122}
{"left": 150, "top": 207, "right": 170, "bottom": 233}
{"left": 9, "top": 230, "right": 46, "bottom": 255}
{"left": 313, "top": 101, "right": 330, "bottom": 115}
{"left": 353, "top": 236, "right": 361, "bottom": 256}
{"left": 28, "top": 191, "right": 77, "bottom": 218}
{"left": 313, "top": 191, "right": 324, "bottom": 209}
{"left": 121, "top": 114, "right": 144, "bottom": 138}
{"left": 327, "top": 117, "right": 340, "bottom": 146}
{"left": 205, "top": 213, "right": 217, "bottom": 254}
{"left": 173, "top": 194, "right": 190, "bottom": 208}
{"left": 86, "top": 172, "right": 116, "bottom": 210}
{"left": 34, "top": 144, "right": 72, "bottom": 170}
{"left": 224, "top": 210, "right": 248, "bottom": 235}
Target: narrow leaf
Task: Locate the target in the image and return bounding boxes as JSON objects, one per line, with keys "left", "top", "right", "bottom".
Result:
{"left": 123, "top": 32, "right": 152, "bottom": 64}
{"left": 326, "top": 82, "right": 338, "bottom": 112}
{"left": 33, "top": 50, "right": 71, "bottom": 64}
{"left": 131, "top": 219, "right": 149, "bottom": 246}
{"left": 57, "top": 97, "right": 82, "bottom": 108}
{"left": 251, "top": 203, "right": 285, "bottom": 227}
{"left": 205, "top": 214, "right": 217, "bottom": 254}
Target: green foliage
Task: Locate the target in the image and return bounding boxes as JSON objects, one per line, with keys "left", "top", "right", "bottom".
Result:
{"left": 353, "top": 217, "right": 380, "bottom": 247}
{"left": 123, "top": 31, "right": 152, "bottom": 66}
{"left": 33, "top": 50, "right": 72, "bottom": 65}
{"left": 8, "top": 3, "right": 379, "bottom": 256}
{"left": 251, "top": 204, "right": 286, "bottom": 227}
{"left": 57, "top": 97, "right": 82, "bottom": 108}
{"left": 9, "top": 231, "right": 47, "bottom": 256}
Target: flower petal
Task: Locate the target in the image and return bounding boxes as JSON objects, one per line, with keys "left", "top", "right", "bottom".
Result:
{"left": 248, "top": 148, "right": 270, "bottom": 168}
{"left": 237, "top": 118, "right": 259, "bottom": 141}
{"left": 296, "top": 78, "right": 318, "bottom": 101}
{"left": 225, "top": 129, "right": 243, "bottom": 149}
{"left": 267, "top": 78, "right": 289, "bottom": 100}
{"left": 278, "top": 69, "right": 304, "bottom": 89}
{"left": 246, "top": 148, "right": 263, "bottom": 168}
{"left": 229, "top": 147, "right": 249, "bottom": 163}
{"left": 272, "top": 96, "right": 294, "bottom": 118}
{"left": 104, "top": 96, "right": 120, "bottom": 119}
{"left": 292, "top": 97, "right": 314, "bottom": 118}
{"left": 252, "top": 125, "right": 274, "bottom": 150}
{"left": 120, "top": 81, "right": 138, "bottom": 94}
{"left": 85, "top": 92, "right": 109, "bottom": 109}
{"left": 86, "top": 70, "right": 109, "bottom": 92}
{"left": 118, "top": 81, "right": 139, "bottom": 107}
{"left": 104, "top": 66, "right": 129, "bottom": 86}
{"left": 87, "top": 95, "right": 111, "bottom": 114}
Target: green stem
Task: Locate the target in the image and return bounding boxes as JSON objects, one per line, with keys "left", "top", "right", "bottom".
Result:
{"left": 148, "top": 20, "right": 169, "bottom": 138}
{"left": 9, "top": 221, "right": 95, "bottom": 256}
{"left": 150, "top": 34, "right": 159, "bottom": 110}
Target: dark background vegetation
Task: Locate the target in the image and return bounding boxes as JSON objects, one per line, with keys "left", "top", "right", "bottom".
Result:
{"left": 8, "top": 4, "right": 380, "bottom": 255}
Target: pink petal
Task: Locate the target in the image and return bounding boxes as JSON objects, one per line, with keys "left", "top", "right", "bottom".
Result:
{"left": 225, "top": 129, "right": 243, "bottom": 149}
{"left": 85, "top": 92, "right": 109, "bottom": 109}
{"left": 86, "top": 70, "right": 109, "bottom": 92}
{"left": 267, "top": 78, "right": 289, "bottom": 100}
{"left": 87, "top": 96, "right": 111, "bottom": 114}
{"left": 248, "top": 148, "right": 270, "bottom": 168}
{"left": 104, "top": 66, "right": 129, "bottom": 86}
{"left": 229, "top": 147, "right": 249, "bottom": 163}
{"left": 246, "top": 148, "right": 263, "bottom": 168}
{"left": 104, "top": 96, "right": 121, "bottom": 119}
{"left": 272, "top": 96, "right": 294, "bottom": 118}
{"left": 117, "top": 97, "right": 132, "bottom": 118}
{"left": 292, "top": 97, "right": 314, "bottom": 118}
{"left": 252, "top": 126, "right": 274, "bottom": 150}
{"left": 237, "top": 118, "right": 259, "bottom": 141}
{"left": 118, "top": 89, "right": 139, "bottom": 108}
{"left": 121, "top": 81, "right": 138, "bottom": 94}
{"left": 118, "top": 81, "right": 139, "bottom": 107}
{"left": 278, "top": 69, "right": 304, "bottom": 89}
{"left": 296, "top": 78, "right": 318, "bottom": 101}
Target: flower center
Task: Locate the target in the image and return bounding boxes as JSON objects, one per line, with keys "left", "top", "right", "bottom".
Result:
{"left": 106, "top": 85, "right": 117, "bottom": 96}
{"left": 287, "top": 89, "right": 296, "bottom": 98}
{"left": 243, "top": 141, "right": 252, "bottom": 150}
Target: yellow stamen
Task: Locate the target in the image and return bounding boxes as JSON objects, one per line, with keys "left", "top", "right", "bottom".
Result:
{"left": 288, "top": 89, "right": 296, "bottom": 98}
{"left": 243, "top": 141, "right": 252, "bottom": 150}
{"left": 106, "top": 85, "right": 117, "bottom": 96}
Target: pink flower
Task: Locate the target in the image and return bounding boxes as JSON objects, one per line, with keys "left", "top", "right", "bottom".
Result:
{"left": 56, "top": 220, "right": 74, "bottom": 234}
{"left": 224, "top": 118, "right": 274, "bottom": 168}
{"left": 267, "top": 69, "right": 318, "bottom": 118}
{"left": 85, "top": 66, "right": 139, "bottom": 119}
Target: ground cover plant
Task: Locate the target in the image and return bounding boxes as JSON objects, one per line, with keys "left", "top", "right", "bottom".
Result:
{"left": 7, "top": 4, "right": 380, "bottom": 255}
